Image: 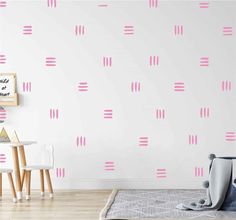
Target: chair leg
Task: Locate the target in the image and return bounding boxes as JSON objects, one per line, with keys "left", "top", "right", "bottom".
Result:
{"left": 21, "top": 170, "right": 26, "bottom": 190}
{"left": 45, "top": 170, "right": 53, "bottom": 198}
{"left": 25, "top": 171, "right": 31, "bottom": 200}
{"left": 40, "top": 170, "right": 45, "bottom": 197}
{"left": 7, "top": 173, "right": 17, "bottom": 203}
{"left": 0, "top": 173, "right": 2, "bottom": 198}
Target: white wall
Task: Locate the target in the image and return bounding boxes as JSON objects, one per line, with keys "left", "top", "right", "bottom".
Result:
{"left": 0, "top": 0, "right": 235, "bottom": 189}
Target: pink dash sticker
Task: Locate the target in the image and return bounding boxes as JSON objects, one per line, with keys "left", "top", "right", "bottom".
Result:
{"left": 174, "top": 25, "right": 184, "bottom": 36}
{"left": 223, "top": 26, "right": 233, "bottom": 36}
{"left": 200, "top": 57, "right": 209, "bottom": 67}
{"left": 200, "top": 107, "right": 210, "bottom": 118}
{"left": 156, "top": 168, "right": 167, "bottom": 178}
{"left": 23, "top": 25, "right": 32, "bottom": 35}
{"left": 0, "top": 108, "right": 6, "bottom": 120}
{"left": 139, "top": 137, "right": 149, "bottom": 147}
{"left": 50, "top": 109, "right": 59, "bottom": 119}
{"left": 199, "top": 1, "right": 209, "bottom": 8}
{"left": 149, "top": 55, "right": 159, "bottom": 66}
{"left": 149, "top": 0, "right": 158, "bottom": 8}
{"left": 104, "top": 161, "right": 115, "bottom": 171}
{"left": 225, "top": 131, "right": 236, "bottom": 142}
{"left": 0, "top": 153, "right": 6, "bottom": 163}
{"left": 195, "top": 167, "right": 204, "bottom": 177}
{"left": 45, "top": 57, "right": 56, "bottom": 67}
{"left": 221, "top": 80, "right": 232, "bottom": 91}
{"left": 78, "top": 82, "right": 88, "bottom": 92}
{"left": 156, "top": 109, "right": 165, "bottom": 119}
{"left": 0, "top": 54, "right": 6, "bottom": 64}
{"left": 103, "top": 57, "right": 112, "bottom": 67}
{"left": 131, "top": 82, "right": 141, "bottom": 92}
{"left": 76, "top": 136, "right": 86, "bottom": 147}
{"left": 0, "top": 1, "right": 7, "bottom": 7}
{"left": 56, "top": 168, "right": 65, "bottom": 178}
{"left": 104, "top": 109, "right": 113, "bottom": 119}
{"left": 189, "top": 135, "right": 198, "bottom": 145}
{"left": 123, "top": 25, "right": 134, "bottom": 35}
{"left": 75, "top": 25, "right": 85, "bottom": 36}
{"left": 174, "top": 82, "right": 185, "bottom": 92}
{"left": 47, "top": 0, "right": 56, "bottom": 8}
{"left": 23, "top": 82, "right": 32, "bottom": 92}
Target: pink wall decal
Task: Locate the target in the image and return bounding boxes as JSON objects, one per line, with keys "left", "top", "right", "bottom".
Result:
{"left": 189, "top": 135, "right": 198, "bottom": 145}
{"left": 56, "top": 168, "right": 65, "bottom": 178}
{"left": 149, "top": 55, "right": 159, "bottom": 66}
{"left": 0, "top": 154, "right": 6, "bottom": 163}
{"left": 156, "top": 109, "right": 165, "bottom": 119}
{"left": 174, "top": 82, "right": 185, "bottom": 92}
{"left": 97, "top": 4, "right": 108, "bottom": 7}
{"left": 104, "top": 109, "right": 113, "bottom": 119}
{"left": 45, "top": 57, "right": 56, "bottom": 67}
{"left": 194, "top": 167, "right": 204, "bottom": 177}
{"left": 156, "top": 168, "right": 167, "bottom": 178}
{"left": 131, "top": 82, "right": 141, "bottom": 92}
{"left": 78, "top": 82, "right": 88, "bottom": 92}
{"left": 200, "top": 57, "right": 209, "bottom": 67}
{"left": 174, "top": 25, "right": 184, "bottom": 36}
{"left": 139, "top": 136, "right": 149, "bottom": 147}
{"left": 0, "top": 54, "right": 6, "bottom": 64}
{"left": 200, "top": 107, "right": 210, "bottom": 118}
{"left": 199, "top": 1, "right": 209, "bottom": 8}
{"left": 50, "top": 109, "right": 59, "bottom": 119}
{"left": 123, "top": 25, "right": 134, "bottom": 35}
{"left": 23, "top": 82, "right": 32, "bottom": 92}
{"left": 0, "top": 1, "right": 6, "bottom": 7}
{"left": 75, "top": 25, "right": 85, "bottom": 36}
{"left": 225, "top": 132, "right": 235, "bottom": 142}
{"left": 47, "top": 0, "right": 56, "bottom": 8}
{"left": 148, "top": 0, "right": 158, "bottom": 8}
{"left": 223, "top": 26, "right": 233, "bottom": 36}
{"left": 22, "top": 25, "right": 32, "bottom": 35}
{"left": 221, "top": 80, "right": 232, "bottom": 91}
{"left": 103, "top": 57, "right": 112, "bottom": 67}
{"left": 104, "top": 161, "right": 115, "bottom": 171}
{"left": 76, "top": 136, "right": 86, "bottom": 147}
{"left": 0, "top": 108, "right": 6, "bottom": 120}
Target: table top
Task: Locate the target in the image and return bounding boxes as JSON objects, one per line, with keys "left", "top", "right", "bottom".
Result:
{"left": 0, "top": 141, "right": 37, "bottom": 146}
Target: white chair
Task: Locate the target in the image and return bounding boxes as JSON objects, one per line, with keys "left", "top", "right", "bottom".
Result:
{"left": 21, "top": 145, "right": 54, "bottom": 200}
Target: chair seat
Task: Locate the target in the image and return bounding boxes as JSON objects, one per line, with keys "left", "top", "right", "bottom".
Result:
{"left": 0, "top": 168, "right": 13, "bottom": 173}
{"left": 22, "top": 165, "right": 53, "bottom": 171}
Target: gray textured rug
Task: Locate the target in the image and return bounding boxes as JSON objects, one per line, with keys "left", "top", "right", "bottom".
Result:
{"left": 100, "top": 189, "right": 236, "bottom": 219}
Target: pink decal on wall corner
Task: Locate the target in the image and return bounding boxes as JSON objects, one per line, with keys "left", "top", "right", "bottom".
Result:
{"left": 131, "top": 82, "right": 141, "bottom": 92}
{"left": 45, "top": 57, "right": 56, "bottom": 67}
{"left": 0, "top": 154, "right": 6, "bottom": 163}
{"left": 200, "top": 107, "right": 210, "bottom": 118}
{"left": 0, "top": 108, "right": 6, "bottom": 120}
{"left": 104, "top": 109, "right": 113, "bottom": 119}
{"left": 149, "top": 55, "right": 159, "bottom": 66}
{"left": 78, "top": 82, "right": 88, "bottom": 92}
{"left": 221, "top": 80, "right": 232, "bottom": 91}
{"left": 50, "top": 109, "right": 59, "bottom": 119}
{"left": 103, "top": 57, "right": 112, "bottom": 67}
{"left": 174, "top": 82, "right": 185, "bottom": 92}
{"left": 174, "top": 25, "right": 184, "bottom": 36}
{"left": 75, "top": 25, "right": 85, "bottom": 36}
{"left": 0, "top": 54, "right": 6, "bottom": 64}
{"left": 23, "top": 82, "right": 32, "bottom": 92}
{"left": 23, "top": 25, "right": 32, "bottom": 35}
{"left": 123, "top": 25, "right": 134, "bottom": 35}
{"left": 195, "top": 167, "right": 204, "bottom": 177}
{"left": 56, "top": 168, "right": 65, "bottom": 178}
{"left": 223, "top": 26, "right": 233, "bottom": 36}
{"left": 104, "top": 161, "right": 115, "bottom": 171}
{"left": 139, "top": 137, "right": 149, "bottom": 147}
{"left": 189, "top": 135, "right": 198, "bottom": 145}
{"left": 0, "top": 1, "right": 7, "bottom": 7}
{"left": 149, "top": 0, "right": 158, "bottom": 8}
{"left": 225, "top": 132, "right": 236, "bottom": 142}
{"left": 200, "top": 57, "right": 209, "bottom": 67}
{"left": 156, "top": 109, "right": 165, "bottom": 119}
{"left": 156, "top": 168, "right": 167, "bottom": 178}
{"left": 76, "top": 136, "right": 86, "bottom": 147}
{"left": 47, "top": 0, "right": 56, "bottom": 8}
{"left": 199, "top": 1, "right": 209, "bottom": 8}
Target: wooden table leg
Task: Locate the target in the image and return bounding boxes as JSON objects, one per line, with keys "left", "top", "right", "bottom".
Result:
{"left": 19, "top": 145, "right": 27, "bottom": 190}
{"left": 12, "top": 147, "right": 22, "bottom": 200}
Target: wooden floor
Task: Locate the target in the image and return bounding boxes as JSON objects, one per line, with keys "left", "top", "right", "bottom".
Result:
{"left": 0, "top": 190, "right": 112, "bottom": 220}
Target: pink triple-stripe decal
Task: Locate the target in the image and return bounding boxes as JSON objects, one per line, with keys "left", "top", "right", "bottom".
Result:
{"left": 189, "top": 135, "right": 198, "bottom": 145}
{"left": 200, "top": 57, "right": 209, "bottom": 67}
{"left": 104, "top": 161, "right": 115, "bottom": 171}
{"left": 75, "top": 25, "right": 85, "bottom": 36}
{"left": 50, "top": 109, "right": 59, "bottom": 119}
{"left": 97, "top": 3, "right": 108, "bottom": 7}
{"left": 200, "top": 107, "right": 210, "bottom": 118}
{"left": 104, "top": 109, "right": 113, "bottom": 119}
{"left": 225, "top": 132, "right": 236, "bottom": 142}
{"left": 174, "top": 82, "right": 185, "bottom": 92}
{"left": 45, "top": 57, "right": 56, "bottom": 67}
{"left": 131, "top": 82, "right": 141, "bottom": 92}
{"left": 47, "top": 0, "right": 56, "bottom": 8}
{"left": 195, "top": 167, "right": 204, "bottom": 177}
{"left": 174, "top": 25, "right": 184, "bottom": 36}
{"left": 76, "top": 136, "right": 86, "bottom": 147}
{"left": 223, "top": 27, "right": 233, "bottom": 36}
{"left": 156, "top": 168, "right": 167, "bottom": 178}
{"left": 0, "top": 154, "right": 6, "bottom": 163}
{"left": 139, "top": 137, "right": 149, "bottom": 147}
{"left": 148, "top": 0, "right": 158, "bottom": 8}
{"left": 23, "top": 25, "right": 32, "bottom": 35}
{"left": 78, "top": 82, "right": 88, "bottom": 92}
{"left": 149, "top": 56, "right": 159, "bottom": 66}
{"left": 221, "top": 80, "right": 232, "bottom": 91}
{"left": 0, "top": 54, "right": 6, "bottom": 64}
{"left": 199, "top": 1, "right": 209, "bottom": 8}
{"left": 0, "top": 108, "right": 6, "bottom": 120}
{"left": 0, "top": 1, "right": 7, "bottom": 7}
{"left": 23, "top": 82, "right": 32, "bottom": 92}
{"left": 123, "top": 25, "right": 134, "bottom": 35}
{"left": 56, "top": 168, "right": 65, "bottom": 178}
{"left": 156, "top": 109, "right": 165, "bottom": 119}
{"left": 103, "top": 57, "right": 112, "bottom": 67}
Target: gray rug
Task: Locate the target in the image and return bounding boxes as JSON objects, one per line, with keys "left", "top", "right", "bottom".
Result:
{"left": 100, "top": 189, "right": 236, "bottom": 219}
